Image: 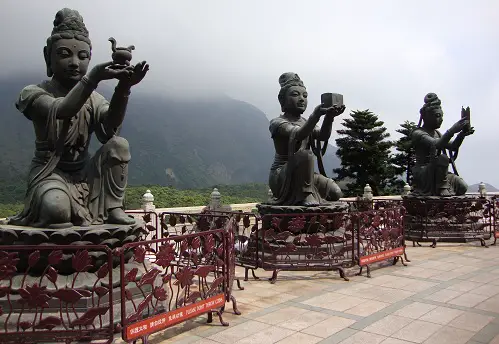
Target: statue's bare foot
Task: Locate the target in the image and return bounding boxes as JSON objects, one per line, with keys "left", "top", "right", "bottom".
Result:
{"left": 107, "top": 208, "right": 136, "bottom": 225}
{"left": 300, "top": 194, "right": 320, "bottom": 207}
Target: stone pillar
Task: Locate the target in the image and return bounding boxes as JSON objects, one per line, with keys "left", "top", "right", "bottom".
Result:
{"left": 402, "top": 183, "right": 411, "bottom": 196}
{"left": 478, "top": 182, "right": 487, "bottom": 198}
{"left": 363, "top": 184, "right": 373, "bottom": 201}
{"left": 142, "top": 189, "right": 155, "bottom": 212}
{"left": 210, "top": 188, "right": 221, "bottom": 210}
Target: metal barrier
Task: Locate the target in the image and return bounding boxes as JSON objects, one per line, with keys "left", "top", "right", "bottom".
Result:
{"left": 205, "top": 207, "right": 408, "bottom": 283}
{"left": 118, "top": 214, "right": 239, "bottom": 343}
{"left": 0, "top": 245, "right": 114, "bottom": 344}
{"left": 355, "top": 207, "right": 409, "bottom": 278}
{"left": 403, "top": 197, "right": 494, "bottom": 247}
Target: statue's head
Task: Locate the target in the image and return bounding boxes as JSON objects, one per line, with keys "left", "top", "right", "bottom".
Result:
{"left": 278, "top": 72, "right": 307, "bottom": 114}
{"left": 420, "top": 93, "right": 443, "bottom": 129}
{"left": 44, "top": 8, "right": 92, "bottom": 87}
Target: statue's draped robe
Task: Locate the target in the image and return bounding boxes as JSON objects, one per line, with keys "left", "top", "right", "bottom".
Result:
{"left": 268, "top": 116, "right": 341, "bottom": 205}
{"left": 8, "top": 79, "right": 129, "bottom": 227}
{"left": 411, "top": 128, "right": 466, "bottom": 196}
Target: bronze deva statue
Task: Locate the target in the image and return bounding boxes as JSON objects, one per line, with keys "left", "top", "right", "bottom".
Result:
{"left": 267, "top": 73, "right": 345, "bottom": 206}
{"left": 8, "top": 8, "right": 149, "bottom": 228}
{"left": 411, "top": 93, "right": 474, "bottom": 196}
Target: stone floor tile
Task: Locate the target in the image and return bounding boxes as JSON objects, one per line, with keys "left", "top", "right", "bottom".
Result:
{"left": 279, "top": 311, "right": 331, "bottom": 331}
{"left": 206, "top": 320, "right": 270, "bottom": 344}
{"left": 374, "top": 290, "right": 415, "bottom": 304}
{"left": 447, "top": 292, "right": 490, "bottom": 308}
{"left": 337, "top": 331, "right": 386, "bottom": 344}
{"left": 380, "top": 339, "right": 413, "bottom": 344}
{"left": 448, "top": 311, "right": 494, "bottom": 332}
{"left": 253, "top": 306, "right": 308, "bottom": 325}
{"left": 424, "top": 289, "right": 464, "bottom": 303}
{"left": 301, "top": 292, "right": 346, "bottom": 308}
{"left": 399, "top": 280, "right": 438, "bottom": 293}
{"left": 309, "top": 295, "right": 366, "bottom": 312}
{"left": 391, "top": 320, "right": 442, "bottom": 343}
{"left": 363, "top": 314, "right": 413, "bottom": 336}
{"left": 344, "top": 300, "right": 390, "bottom": 316}
{"left": 446, "top": 280, "right": 483, "bottom": 292}
{"left": 190, "top": 339, "right": 221, "bottom": 344}
{"left": 234, "top": 326, "right": 295, "bottom": 344}
{"left": 467, "top": 273, "right": 499, "bottom": 283}
{"left": 301, "top": 316, "right": 357, "bottom": 338}
{"left": 431, "top": 271, "right": 463, "bottom": 281}
{"left": 393, "top": 302, "right": 437, "bottom": 319}
{"left": 491, "top": 333, "right": 499, "bottom": 344}
{"left": 422, "top": 326, "right": 474, "bottom": 344}
{"left": 451, "top": 265, "right": 480, "bottom": 274}
{"left": 419, "top": 306, "right": 464, "bottom": 325}
{"left": 470, "top": 284, "right": 499, "bottom": 297}
{"left": 251, "top": 293, "right": 297, "bottom": 308}
{"left": 275, "top": 332, "right": 322, "bottom": 344}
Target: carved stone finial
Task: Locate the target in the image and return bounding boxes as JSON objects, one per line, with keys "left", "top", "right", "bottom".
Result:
{"left": 478, "top": 182, "right": 486, "bottom": 197}
{"left": 363, "top": 184, "right": 373, "bottom": 201}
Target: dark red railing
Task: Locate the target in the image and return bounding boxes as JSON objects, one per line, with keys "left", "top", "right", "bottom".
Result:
{"left": 117, "top": 213, "right": 239, "bottom": 344}
{"left": 0, "top": 245, "right": 114, "bottom": 344}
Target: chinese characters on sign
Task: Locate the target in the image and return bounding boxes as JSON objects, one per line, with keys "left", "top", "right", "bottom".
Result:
{"left": 125, "top": 294, "right": 225, "bottom": 341}
{"left": 359, "top": 247, "right": 404, "bottom": 266}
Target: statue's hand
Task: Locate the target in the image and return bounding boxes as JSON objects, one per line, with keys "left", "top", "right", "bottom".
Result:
{"left": 449, "top": 118, "right": 469, "bottom": 134}
{"left": 462, "top": 126, "right": 475, "bottom": 136}
{"left": 119, "top": 61, "right": 149, "bottom": 87}
{"left": 322, "top": 104, "right": 346, "bottom": 117}
{"left": 88, "top": 61, "right": 131, "bottom": 84}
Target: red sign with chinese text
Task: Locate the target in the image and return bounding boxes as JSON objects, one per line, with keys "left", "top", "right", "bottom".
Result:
{"left": 125, "top": 293, "right": 225, "bottom": 341}
{"left": 495, "top": 231, "right": 499, "bottom": 239}
{"left": 359, "top": 246, "right": 404, "bottom": 266}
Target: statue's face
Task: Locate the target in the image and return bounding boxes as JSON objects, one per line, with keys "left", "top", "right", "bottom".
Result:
{"left": 48, "top": 38, "right": 91, "bottom": 85}
{"left": 284, "top": 85, "right": 308, "bottom": 114}
{"left": 425, "top": 108, "right": 444, "bottom": 129}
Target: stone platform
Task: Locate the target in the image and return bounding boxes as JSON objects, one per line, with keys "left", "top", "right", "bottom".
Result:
{"left": 135, "top": 242, "right": 499, "bottom": 344}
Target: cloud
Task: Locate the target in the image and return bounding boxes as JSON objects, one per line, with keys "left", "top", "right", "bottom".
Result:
{"left": 1, "top": 0, "right": 498, "bottom": 186}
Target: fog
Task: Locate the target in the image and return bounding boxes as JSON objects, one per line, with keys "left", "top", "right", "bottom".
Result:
{"left": 1, "top": 0, "right": 498, "bottom": 186}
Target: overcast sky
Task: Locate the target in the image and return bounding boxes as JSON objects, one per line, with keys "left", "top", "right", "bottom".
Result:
{"left": 1, "top": 0, "right": 498, "bottom": 187}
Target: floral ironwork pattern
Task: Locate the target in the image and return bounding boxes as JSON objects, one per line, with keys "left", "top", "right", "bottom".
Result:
{"left": 403, "top": 197, "right": 494, "bottom": 247}
{"left": 355, "top": 207, "right": 409, "bottom": 277}
{"left": 259, "top": 212, "right": 355, "bottom": 283}
{"left": 0, "top": 245, "right": 114, "bottom": 344}
{"left": 118, "top": 213, "right": 239, "bottom": 342}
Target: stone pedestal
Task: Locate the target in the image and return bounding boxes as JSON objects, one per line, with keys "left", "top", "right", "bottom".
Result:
{"left": 0, "top": 221, "right": 144, "bottom": 274}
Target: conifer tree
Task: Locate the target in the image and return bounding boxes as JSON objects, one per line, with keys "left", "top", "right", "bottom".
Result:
{"left": 391, "top": 121, "right": 418, "bottom": 188}
{"left": 334, "top": 110, "right": 397, "bottom": 196}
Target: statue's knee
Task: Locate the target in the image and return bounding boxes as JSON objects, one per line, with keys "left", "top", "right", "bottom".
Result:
{"left": 105, "top": 136, "right": 131, "bottom": 162}
{"left": 39, "top": 189, "right": 71, "bottom": 223}
{"left": 326, "top": 181, "right": 343, "bottom": 201}
{"left": 455, "top": 179, "right": 468, "bottom": 196}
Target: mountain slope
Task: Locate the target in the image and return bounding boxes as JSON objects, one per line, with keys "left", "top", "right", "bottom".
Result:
{"left": 0, "top": 74, "right": 341, "bottom": 191}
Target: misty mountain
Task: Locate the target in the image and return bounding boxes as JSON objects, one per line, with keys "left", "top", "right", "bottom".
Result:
{"left": 0, "top": 74, "right": 341, "bottom": 189}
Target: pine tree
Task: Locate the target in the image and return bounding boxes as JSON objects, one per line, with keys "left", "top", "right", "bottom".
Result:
{"left": 334, "top": 110, "right": 397, "bottom": 196}
{"left": 391, "top": 121, "right": 418, "bottom": 188}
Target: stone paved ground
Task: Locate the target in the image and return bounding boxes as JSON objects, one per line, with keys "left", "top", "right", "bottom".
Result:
{"left": 139, "top": 243, "right": 499, "bottom": 344}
